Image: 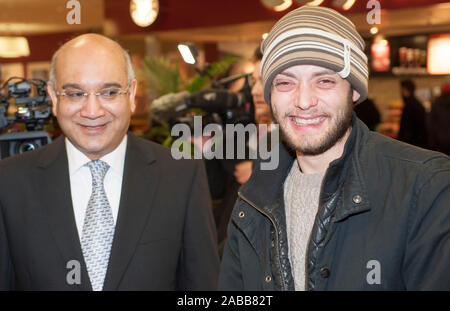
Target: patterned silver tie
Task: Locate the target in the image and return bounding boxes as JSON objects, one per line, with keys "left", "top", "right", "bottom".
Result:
{"left": 81, "top": 160, "right": 115, "bottom": 291}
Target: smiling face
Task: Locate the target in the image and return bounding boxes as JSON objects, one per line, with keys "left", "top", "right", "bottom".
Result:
{"left": 270, "top": 64, "right": 360, "bottom": 156}
{"left": 47, "top": 35, "right": 137, "bottom": 160}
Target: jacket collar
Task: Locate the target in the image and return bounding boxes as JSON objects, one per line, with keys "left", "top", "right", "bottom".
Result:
{"left": 238, "top": 137, "right": 295, "bottom": 209}
{"left": 331, "top": 114, "right": 371, "bottom": 221}
{"left": 239, "top": 113, "right": 371, "bottom": 220}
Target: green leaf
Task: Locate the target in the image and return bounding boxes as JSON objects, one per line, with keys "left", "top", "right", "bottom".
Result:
{"left": 141, "top": 56, "right": 180, "bottom": 96}
{"left": 184, "top": 55, "right": 240, "bottom": 93}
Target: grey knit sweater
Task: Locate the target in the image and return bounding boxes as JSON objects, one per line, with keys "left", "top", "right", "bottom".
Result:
{"left": 283, "top": 160, "right": 325, "bottom": 291}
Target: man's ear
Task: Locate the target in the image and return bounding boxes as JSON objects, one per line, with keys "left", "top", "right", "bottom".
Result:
{"left": 352, "top": 89, "right": 361, "bottom": 103}
{"left": 128, "top": 78, "right": 138, "bottom": 113}
{"left": 47, "top": 82, "right": 58, "bottom": 117}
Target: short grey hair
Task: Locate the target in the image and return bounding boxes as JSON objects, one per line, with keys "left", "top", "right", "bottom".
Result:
{"left": 49, "top": 46, "right": 135, "bottom": 90}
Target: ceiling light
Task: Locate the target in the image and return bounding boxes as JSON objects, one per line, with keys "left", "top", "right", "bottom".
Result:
{"left": 295, "top": 0, "right": 324, "bottom": 6}
{"left": 178, "top": 43, "right": 198, "bottom": 65}
{"left": 0, "top": 36, "right": 30, "bottom": 58}
{"left": 332, "top": 0, "right": 356, "bottom": 10}
{"left": 262, "top": 33, "right": 269, "bottom": 40}
{"left": 130, "top": 0, "right": 159, "bottom": 27}
{"left": 370, "top": 26, "right": 379, "bottom": 35}
{"left": 342, "top": 0, "right": 356, "bottom": 10}
{"left": 261, "top": 0, "right": 293, "bottom": 12}
{"left": 273, "top": 0, "right": 293, "bottom": 12}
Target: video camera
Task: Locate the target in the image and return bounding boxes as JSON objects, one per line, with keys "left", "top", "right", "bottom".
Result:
{"left": 150, "top": 72, "right": 254, "bottom": 130}
{"left": 0, "top": 77, "right": 53, "bottom": 159}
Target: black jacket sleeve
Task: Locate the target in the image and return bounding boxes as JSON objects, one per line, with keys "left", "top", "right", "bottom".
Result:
{"left": 176, "top": 160, "right": 220, "bottom": 290}
{"left": 403, "top": 159, "right": 450, "bottom": 290}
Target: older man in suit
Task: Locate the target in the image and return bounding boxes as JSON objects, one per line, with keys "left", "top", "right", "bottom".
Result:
{"left": 0, "top": 34, "right": 219, "bottom": 290}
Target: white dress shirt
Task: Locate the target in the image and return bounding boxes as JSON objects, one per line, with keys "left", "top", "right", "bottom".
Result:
{"left": 65, "top": 135, "right": 127, "bottom": 239}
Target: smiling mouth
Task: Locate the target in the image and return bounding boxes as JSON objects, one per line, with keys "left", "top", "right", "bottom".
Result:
{"left": 289, "top": 116, "right": 326, "bottom": 126}
{"left": 80, "top": 124, "right": 107, "bottom": 130}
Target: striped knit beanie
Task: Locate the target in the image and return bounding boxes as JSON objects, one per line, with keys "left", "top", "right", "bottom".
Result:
{"left": 261, "top": 6, "right": 368, "bottom": 105}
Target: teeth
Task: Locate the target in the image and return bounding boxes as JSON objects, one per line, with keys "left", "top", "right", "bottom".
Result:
{"left": 84, "top": 125, "right": 103, "bottom": 129}
{"left": 291, "top": 117, "right": 325, "bottom": 126}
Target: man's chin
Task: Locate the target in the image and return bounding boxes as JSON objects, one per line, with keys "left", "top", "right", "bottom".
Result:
{"left": 71, "top": 140, "right": 108, "bottom": 159}
{"left": 282, "top": 134, "right": 330, "bottom": 156}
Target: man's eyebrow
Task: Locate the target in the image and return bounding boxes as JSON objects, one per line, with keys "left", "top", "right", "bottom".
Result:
{"left": 61, "top": 83, "right": 123, "bottom": 89}
{"left": 102, "top": 83, "right": 123, "bottom": 88}
{"left": 277, "top": 69, "right": 337, "bottom": 79}
{"left": 276, "top": 71, "right": 296, "bottom": 79}
{"left": 62, "top": 83, "right": 82, "bottom": 89}
{"left": 311, "top": 69, "right": 337, "bottom": 78}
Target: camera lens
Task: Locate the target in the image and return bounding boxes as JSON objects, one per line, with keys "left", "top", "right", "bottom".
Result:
{"left": 17, "top": 141, "right": 37, "bottom": 154}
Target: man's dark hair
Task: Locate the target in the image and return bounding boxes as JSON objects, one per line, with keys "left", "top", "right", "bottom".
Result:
{"left": 400, "top": 79, "right": 416, "bottom": 96}
{"left": 253, "top": 46, "right": 263, "bottom": 62}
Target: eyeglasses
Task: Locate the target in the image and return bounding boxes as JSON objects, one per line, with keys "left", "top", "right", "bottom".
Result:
{"left": 56, "top": 87, "right": 129, "bottom": 103}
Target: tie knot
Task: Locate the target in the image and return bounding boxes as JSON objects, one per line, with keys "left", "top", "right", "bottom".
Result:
{"left": 86, "top": 160, "right": 110, "bottom": 185}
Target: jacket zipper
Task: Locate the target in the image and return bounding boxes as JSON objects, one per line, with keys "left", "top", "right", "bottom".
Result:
{"left": 237, "top": 191, "right": 286, "bottom": 290}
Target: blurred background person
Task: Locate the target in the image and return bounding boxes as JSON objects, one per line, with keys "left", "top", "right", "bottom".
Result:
{"left": 428, "top": 82, "right": 450, "bottom": 155}
{"left": 397, "top": 79, "right": 429, "bottom": 148}
{"left": 203, "top": 59, "right": 255, "bottom": 256}
{"left": 250, "top": 48, "right": 273, "bottom": 127}
{"left": 354, "top": 97, "right": 381, "bottom": 131}
{"left": 215, "top": 48, "right": 275, "bottom": 255}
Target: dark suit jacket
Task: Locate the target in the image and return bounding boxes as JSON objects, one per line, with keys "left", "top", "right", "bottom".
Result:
{"left": 0, "top": 133, "right": 219, "bottom": 290}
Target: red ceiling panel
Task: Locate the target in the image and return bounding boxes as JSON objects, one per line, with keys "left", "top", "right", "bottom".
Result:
{"left": 105, "top": 0, "right": 450, "bottom": 34}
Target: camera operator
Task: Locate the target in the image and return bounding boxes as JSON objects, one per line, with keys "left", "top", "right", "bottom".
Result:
{"left": 197, "top": 59, "right": 255, "bottom": 256}
{"left": 214, "top": 50, "right": 276, "bottom": 256}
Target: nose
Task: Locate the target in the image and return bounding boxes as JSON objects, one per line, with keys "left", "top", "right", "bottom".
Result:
{"left": 251, "top": 79, "right": 262, "bottom": 98}
{"left": 79, "top": 94, "right": 106, "bottom": 119}
{"left": 293, "top": 83, "right": 318, "bottom": 110}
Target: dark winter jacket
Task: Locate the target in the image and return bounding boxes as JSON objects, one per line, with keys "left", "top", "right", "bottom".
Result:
{"left": 219, "top": 114, "right": 450, "bottom": 291}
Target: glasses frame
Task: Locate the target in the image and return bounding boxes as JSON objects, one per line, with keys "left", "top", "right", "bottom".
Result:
{"left": 55, "top": 86, "right": 130, "bottom": 103}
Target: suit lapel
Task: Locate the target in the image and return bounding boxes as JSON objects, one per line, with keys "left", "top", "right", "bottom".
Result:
{"left": 103, "top": 133, "right": 159, "bottom": 290}
{"left": 35, "top": 136, "right": 91, "bottom": 291}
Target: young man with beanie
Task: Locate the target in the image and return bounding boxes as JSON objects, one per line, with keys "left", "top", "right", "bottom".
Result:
{"left": 219, "top": 6, "right": 450, "bottom": 291}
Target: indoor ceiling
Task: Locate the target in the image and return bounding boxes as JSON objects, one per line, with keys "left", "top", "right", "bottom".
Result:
{"left": 0, "top": 0, "right": 449, "bottom": 41}
{"left": 0, "top": 0, "right": 103, "bottom": 35}
{"left": 151, "top": 3, "right": 450, "bottom": 43}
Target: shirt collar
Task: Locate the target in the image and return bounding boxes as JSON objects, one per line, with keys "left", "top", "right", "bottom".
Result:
{"left": 65, "top": 134, "right": 128, "bottom": 176}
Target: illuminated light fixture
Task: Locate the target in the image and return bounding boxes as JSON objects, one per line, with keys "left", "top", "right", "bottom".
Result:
{"left": 295, "top": 0, "right": 324, "bottom": 6}
{"left": 427, "top": 34, "right": 450, "bottom": 75}
{"left": 342, "top": 0, "right": 356, "bottom": 10}
{"left": 371, "top": 36, "right": 390, "bottom": 72}
{"left": 261, "top": 0, "right": 293, "bottom": 12}
{"left": 262, "top": 33, "right": 269, "bottom": 40}
{"left": 274, "top": 0, "right": 292, "bottom": 11}
{"left": 331, "top": 0, "right": 356, "bottom": 10}
{"left": 130, "top": 0, "right": 159, "bottom": 27}
{"left": 370, "top": 26, "right": 379, "bottom": 35}
{"left": 0, "top": 36, "right": 30, "bottom": 58}
{"left": 178, "top": 43, "right": 198, "bottom": 65}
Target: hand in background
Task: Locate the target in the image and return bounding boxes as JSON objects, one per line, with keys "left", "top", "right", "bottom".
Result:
{"left": 234, "top": 161, "right": 253, "bottom": 185}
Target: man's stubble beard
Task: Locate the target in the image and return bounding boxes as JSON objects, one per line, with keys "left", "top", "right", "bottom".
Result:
{"left": 271, "top": 89, "right": 353, "bottom": 156}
